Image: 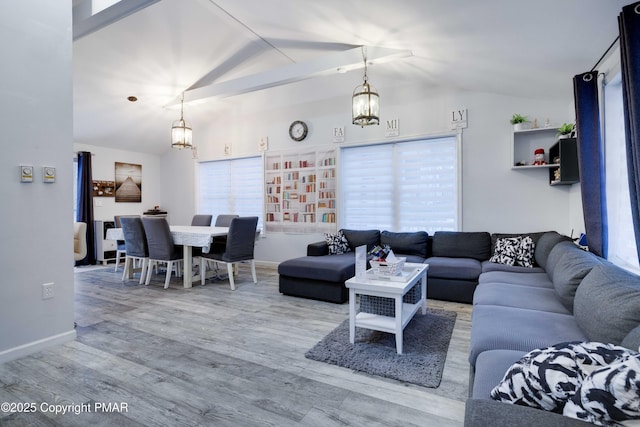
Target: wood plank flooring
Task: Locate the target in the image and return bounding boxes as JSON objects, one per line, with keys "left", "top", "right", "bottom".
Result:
{"left": 0, "top": 264, "right": 472, "bottom": 426}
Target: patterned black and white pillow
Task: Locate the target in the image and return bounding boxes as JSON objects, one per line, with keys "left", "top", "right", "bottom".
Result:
{"left": 491, "top": 342, "right": 637, "bottom": 413}
{"left": 324, "top": 231, "right": 350, "bottom": 255}
{"left": 490, "top": 236, "right": 536, "bottom": 267}
{"left": 516, "top": 235, "right": 536, "bottom": 268}
{"left": 563, "top": 354, "right": 640, "bottom": 426}
{"left": 489, "top": 237, "right": 520, "bottom": 266}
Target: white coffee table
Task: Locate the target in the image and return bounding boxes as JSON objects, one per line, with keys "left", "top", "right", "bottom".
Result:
{"left": 345, "top": 263, "right": 428, "bottom": 354}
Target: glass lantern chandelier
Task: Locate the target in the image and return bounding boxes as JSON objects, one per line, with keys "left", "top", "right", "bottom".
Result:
{"left": 171, "top": 92, "right": 193, "bottom": 149}
{"left": 352, "top": 47, "right": 380, "bottom": 127}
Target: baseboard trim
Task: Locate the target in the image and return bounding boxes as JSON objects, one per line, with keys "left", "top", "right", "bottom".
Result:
{"left": 0, "top": 329, "right": 77, "bottom": 364}
{"left": 255, "top": 260, "right": 279, "bottom": 269}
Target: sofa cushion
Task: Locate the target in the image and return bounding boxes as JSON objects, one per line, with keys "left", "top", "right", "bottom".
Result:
{"left": 535, "top": 231, "right": 572, "bottom": 270}
{"left": 431, "top": 231, "right": 491, "bottom": 261}
{"left": 472, "top": 349, "right": 527, "bottom": 399}
{"left": 550, "top": 247, "right": 602, "bottom": 312}
{"left": 425, "top": 256, "right": 482, "bottom": 281}
{"left": 324, "top": 230, "right": 351, "bottom": 255}
{"left": 478, "top": 270, "right": 553, "bottom": 288}
{"left": 278, "top": 253, "right": 355, "bottom": 283}
{"left": 473, "top": 282, "right": 571, "bottom": 314}
{"left": 469, "top": 305, "right": 587, "bottom": 367}
{"left": 340, "top": 229, "right": 380, "bottom": 252}
{"left": 481, "top": 261, "right": 545, "bottom": 274}
{"left": 380, "top": 230, "right": 429, "bottom": 258}
{"left": 574, "top": 263, "right": 640, "bottom": 345}
{"left": 545, "top": 241, "right": 579, "bottom": 280}
{"left": 622, "top": 325, "right": 640, "bottom": 352}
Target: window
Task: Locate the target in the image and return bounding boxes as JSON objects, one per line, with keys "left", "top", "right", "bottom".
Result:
{"left": 604, "top": 73, "right": 640, "bottom": 273}
{"left": 197, "top": 156, "right": 263, "bottom": 230}
{"left": 340, "top": 136, "right": 459, "bottom": 233}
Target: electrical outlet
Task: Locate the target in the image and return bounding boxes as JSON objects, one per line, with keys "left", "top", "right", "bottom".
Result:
{"left": 42, "top": 282, "right": 54, "bottom": 299}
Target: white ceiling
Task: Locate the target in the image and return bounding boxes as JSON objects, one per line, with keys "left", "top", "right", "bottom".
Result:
{"left": 72, "top": 0, "right": 629, "bottom": 154}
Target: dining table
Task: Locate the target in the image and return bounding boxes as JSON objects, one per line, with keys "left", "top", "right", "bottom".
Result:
{"left": 106, "top": 225, "right": 229, "bottom": 288}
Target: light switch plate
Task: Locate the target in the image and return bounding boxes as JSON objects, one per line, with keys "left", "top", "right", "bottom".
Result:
{"left": 20, "top": 165, "right": 33, "bottom": 183}
{"left": 42, "top": 166, "right": 56, "bottom": 183}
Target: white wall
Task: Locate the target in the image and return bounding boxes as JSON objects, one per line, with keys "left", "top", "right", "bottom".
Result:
{"left": 73, "top": 143, "right": 164, "bottom": 222}
{"left": 159, "top": 74, "right": 585, "bottom": 263}
{"left": 0, "top": 2, "right": 75, "bottom": 362}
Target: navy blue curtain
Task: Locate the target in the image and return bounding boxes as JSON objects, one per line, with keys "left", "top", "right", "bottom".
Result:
{"left": 573, "top": 71, "right": 607, "bottom": 258}
{"left": 619, "top": 2, "right": 640, "bottom": 262}
{"left": 76, "top": 151, "right": 96, "bottom": 265}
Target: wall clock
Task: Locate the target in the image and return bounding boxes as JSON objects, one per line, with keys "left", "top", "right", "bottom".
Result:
{"left": 289, "top": 120, "right": 308, "bottom": 142}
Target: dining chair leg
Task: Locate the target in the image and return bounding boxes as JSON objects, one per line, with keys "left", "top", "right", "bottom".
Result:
{"left": 226, "top": 263, "right": 235, "bottom": 290}
{"left": 121, "top": 257, "right": 130, "bottom": 281}
{"left": 164, "top": 261, "right": 180, "bottom": 289}
{"left": 145, "top": 261, "right": 154, "bottom": 286}
{"left": 115, "top": 251, "right": 121, "bottom": 272}
{"left": 250, "top": 260, "right": 257, "bottom": 284}
{"left": 138, "top": 258, "right": 148, "bottom": 285}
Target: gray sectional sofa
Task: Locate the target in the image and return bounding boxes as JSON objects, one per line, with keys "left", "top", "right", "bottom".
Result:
{"left": 279, "top": 229, "right": 640, "bottom": 425}
{"left": 278, "top": 229, "right": 496, "bottom": 303}
{"left": 465, "top": 232, "right": 640, "bottom": 426}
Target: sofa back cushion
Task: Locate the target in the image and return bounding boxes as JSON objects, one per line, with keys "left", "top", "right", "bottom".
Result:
{"left": 340, "top": 229, "right": 380, "bottom": 252}
{"left": 380, "top": 231, "right": 429, "bottom": 258}
{"left": 549, "top": 245, "right": 602, "bottom": 312}
{"left": 431, "top": 231, "right": 491, "bottom": 261}
{"left": 574, "top": 262, "right": 640, "bottom": 345}
{"left": 534, "top": 231, "right": 572, "bottom": 270}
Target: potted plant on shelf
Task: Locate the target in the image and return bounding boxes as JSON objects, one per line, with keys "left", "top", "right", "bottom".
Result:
{"left": 510, "top": 114, "right": 530, "bottom": 131}
{"left": 557, "top": 123, "right": 575, "bottom": 139}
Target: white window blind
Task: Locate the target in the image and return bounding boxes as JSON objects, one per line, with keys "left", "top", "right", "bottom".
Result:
{"left": 604, "top": 73, "right": 639, "bottom": 273}
{"left": 198, "top": 156, "right": 263, "bottom": 230}
{"left": 341, "top": 136, "right": 459, "bottom": 233}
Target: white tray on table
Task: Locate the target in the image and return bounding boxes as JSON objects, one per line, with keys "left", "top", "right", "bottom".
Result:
{"left": 366, "top": 266, "right": 419, "bottom": 282}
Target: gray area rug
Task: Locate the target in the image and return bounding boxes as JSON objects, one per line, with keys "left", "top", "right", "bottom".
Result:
{"left": 305, "top": 307, "right": 457, "bottom": 388}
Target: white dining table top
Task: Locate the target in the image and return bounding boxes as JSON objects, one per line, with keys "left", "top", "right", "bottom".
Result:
{"left": 106, "top": 225, "right": 228, "bottom": 250}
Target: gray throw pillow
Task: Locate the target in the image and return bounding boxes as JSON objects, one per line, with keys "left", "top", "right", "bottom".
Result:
{"left": 535, "top": 231, "right": 572, "bottom": 270}
{"left": 574, "top": 263, "right": 640, "bottom": 344}
{"left": 550, "top": 247, "right": 602, "bottom": 312}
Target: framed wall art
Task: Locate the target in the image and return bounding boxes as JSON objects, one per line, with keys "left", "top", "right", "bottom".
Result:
{"left": 92, "top": 180, "right": 115, "bottom": 197}
{"left": 115, "top": 162, "right": 142, "bottom": 203}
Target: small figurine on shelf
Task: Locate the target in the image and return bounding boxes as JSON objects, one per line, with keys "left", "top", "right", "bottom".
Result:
{"left": 532, "top": 148, "right": 547, "bottom": 165}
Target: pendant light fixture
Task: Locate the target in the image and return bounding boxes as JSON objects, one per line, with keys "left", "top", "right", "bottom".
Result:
{"left": 171, "top": 92, "right": 193, "bottom": 149}
{"left": 352, "top": 47, "right": 380, "bottom": 127}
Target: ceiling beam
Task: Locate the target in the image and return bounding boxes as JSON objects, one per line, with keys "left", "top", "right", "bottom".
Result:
{"left": 73, "top": 0, "right": 161, "bottom": 41}
{"left": 174, "top": 46, "right": 412, "bottom": 106}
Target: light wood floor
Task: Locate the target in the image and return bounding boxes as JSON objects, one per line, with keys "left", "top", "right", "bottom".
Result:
{"left": 0, "top": 264, "right": 471, "bottom": 426}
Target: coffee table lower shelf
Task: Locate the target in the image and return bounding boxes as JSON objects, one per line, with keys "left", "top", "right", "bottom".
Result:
{"left": 355, "top": 301, "right": 422, "bottom": 334}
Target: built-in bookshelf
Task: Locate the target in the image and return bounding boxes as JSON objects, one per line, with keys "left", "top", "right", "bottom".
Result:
{"left": 265, "top": 148, "right": 337, "bottom": 233}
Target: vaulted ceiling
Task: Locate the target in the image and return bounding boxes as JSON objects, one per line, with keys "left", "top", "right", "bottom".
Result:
{"left": 72, "top": 0, "right": 629, "bottom": 154}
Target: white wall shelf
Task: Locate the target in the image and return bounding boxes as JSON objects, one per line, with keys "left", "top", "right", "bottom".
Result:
{"left": 511, "top": 126, "right": 559, "bottom": 169}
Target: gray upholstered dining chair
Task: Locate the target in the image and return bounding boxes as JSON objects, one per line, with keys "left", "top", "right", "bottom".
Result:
{"left": 210, "top": 214, "right": 238, "bottom": 252}
{"left": 190, "top": 214, "right": 213, "bottom": 261}
{"left": 200, "top": 216, "right": 258, "bottom": 290}
{"left": 113, "top": 215, "right": 127, "bottom": 271}
{"left": 142, "top": 217, "right": 183, "bottom": 289}
{"left": 191, "top": 214, "right": 213, "bottom": 226}
{"left": 120, "top": 216, "right": 149, "bottom": 284}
